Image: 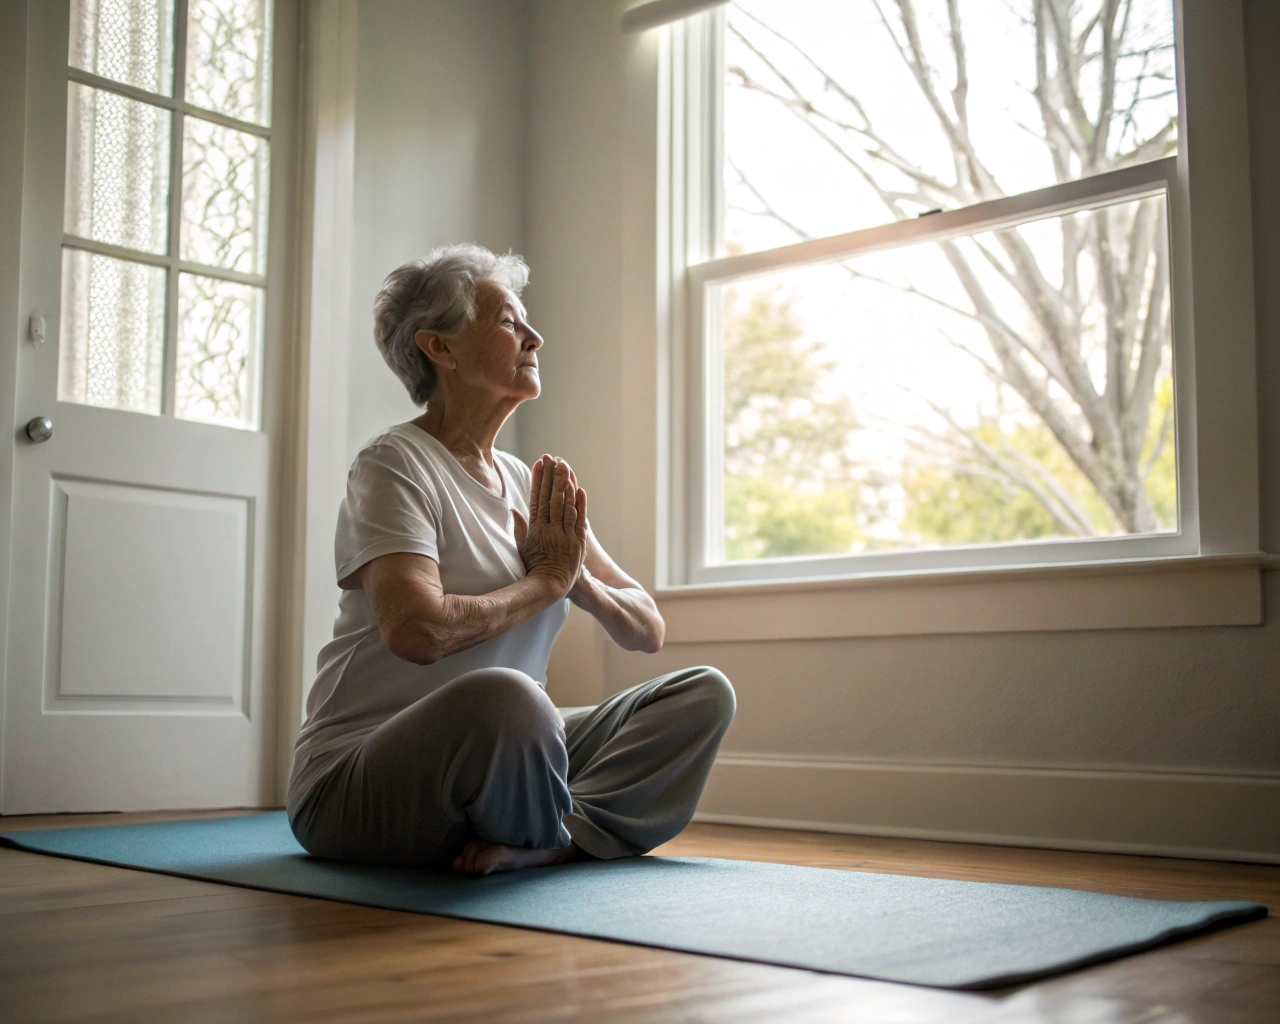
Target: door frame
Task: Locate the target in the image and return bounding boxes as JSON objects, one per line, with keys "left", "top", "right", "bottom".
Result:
{"left": 274, "top": 0, "right": 359, "bottom": 803}
{"left": 0, "top": 0, "right": 31, "bottom": 811}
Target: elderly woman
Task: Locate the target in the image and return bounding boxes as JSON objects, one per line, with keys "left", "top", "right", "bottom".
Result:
{"left": 287, "top": 243, "right": 735, "bottom": 876}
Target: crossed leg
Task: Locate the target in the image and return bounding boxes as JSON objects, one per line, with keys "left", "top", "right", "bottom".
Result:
{"left": 453, "top": 664, "right": 737, "bottom": 873}
{"left": 287, "top": 665, "right": 736, "bottom": 873}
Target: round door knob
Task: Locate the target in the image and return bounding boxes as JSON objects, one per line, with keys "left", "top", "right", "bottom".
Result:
{"left": 25, "top": 417, "right": 53, "bottom": 443}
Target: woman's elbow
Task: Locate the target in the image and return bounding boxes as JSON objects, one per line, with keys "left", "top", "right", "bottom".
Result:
{"left": 383, "top": 623, "right": 442, "bottom": 665}
{"left": 638, "top": 618, "right": 665, "bottom": 654}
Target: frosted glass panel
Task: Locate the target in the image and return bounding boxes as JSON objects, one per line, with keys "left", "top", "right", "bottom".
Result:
{"left": 60, "top": 249, "right": 167, "bottom": 415}
{"left": 69, "top": 0, "right": 175, "bottom": 97}
{"left": 186, "top": 0, "right": 273, "bottom": 125}
{"left": 181, "top": 117, "right": 269, "bottom": 274}
{"left": 176, "top": 273, "right": 263, "bottom": 428}
{"left": 65, "top": 83, "right": 171, "bottom": 254}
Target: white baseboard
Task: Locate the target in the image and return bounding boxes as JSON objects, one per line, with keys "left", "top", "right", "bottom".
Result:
{"left": 695, "top": 754, "right": 1280, "bottom": 864}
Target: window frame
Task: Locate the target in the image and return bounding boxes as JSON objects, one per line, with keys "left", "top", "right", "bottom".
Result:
{"left": 662, "top": 0, "right": 1257, "bottom": 590}
{"left": 60, "top": 0, "right": 276, "bottom": 428}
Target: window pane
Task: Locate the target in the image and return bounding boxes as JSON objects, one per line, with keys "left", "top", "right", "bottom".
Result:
{"left": 65, "top": 83, "right": 171, "bottom": 254}
{"left": 176, "top": 273, "right": 263, "bottom": 428}
{"left": 180, "top": 117, "right": 270, "bottom": 274}
{"left": 716, "top": 194, "right": 1175, "bottom": 563}
{"left": 59, "top": 248, "right": 166, "bottom": 414}
{"left": 722, "top": 1, "right": 1178, "bottom": 255}
{"left": 185, "top": 0, "right": 273, "bottom": 125}
{"left": 69, "top": 0, "right": 175, "bottom": 97}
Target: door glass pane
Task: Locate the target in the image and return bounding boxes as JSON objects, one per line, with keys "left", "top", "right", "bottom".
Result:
{"left": 65, "top": 83, "right": 171, "bottom": 254}
{"left": 185, "top": 0, "right": 273, "bottom": 125}
{"left": 69, "top": 0, "right": 175, "bottom": 97}
{"left": 722, "top": 0, "right": 1179, "bottom": 255}
{"left": 176, "top": 273, "right": 263, "bottom": 428}
{"left": 180, "top": 117, "right": 270, "bottom": 274}
{"left": 716, "top": 194, "right": 1175, "bottom": 563}
{"left": 59, "top": 249, "right": 167, "bottom": 414}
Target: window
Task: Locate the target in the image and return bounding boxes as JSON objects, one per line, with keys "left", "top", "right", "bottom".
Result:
{"left": 670, "top": 0, "right": 1200, "bottom": 585}
{"left": 59, "top": 0, "right": 273, "bottom": 429}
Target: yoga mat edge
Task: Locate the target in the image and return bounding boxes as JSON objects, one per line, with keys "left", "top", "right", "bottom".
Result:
{"left": 2, "top": 812, "right": 1266, "bottom": 991}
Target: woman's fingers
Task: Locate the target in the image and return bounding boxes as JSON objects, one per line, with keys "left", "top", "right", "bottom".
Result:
{"left": 574, "top": 487, "right": 588, "bottom": 541}
{"left": 530, "top": 455, "right": 586, "bottom": 535}
{"left": 560, "top": 463, "right": 581, "bottom": 527}
{"left": 537, "top": 454, "right": 555, "bottom": 523}
{"left": 549, "top": 459, "right": 568, "bottom": 525}
{"left": 528, "top": 460, "right": 543, "bottom": 523}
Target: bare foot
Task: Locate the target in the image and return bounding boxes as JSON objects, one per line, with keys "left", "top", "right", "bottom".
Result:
{"left": 452, "top": 839, "right": 591, "bottom": 876}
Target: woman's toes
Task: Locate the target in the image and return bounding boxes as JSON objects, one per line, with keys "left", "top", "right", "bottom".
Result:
{"left": 453, "top": 839, "right": 492, "bottom": 874}
{"left": 473, "top": 846, "right": 505, "bottom": 875}
{"left": 453, "top": 840, "right": 585, "bottom": 876}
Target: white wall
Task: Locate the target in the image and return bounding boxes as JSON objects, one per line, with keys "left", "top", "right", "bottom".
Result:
{"left": 522, "top": 0, "right": 1280, "bottom": 859}
{"left": 521, "top": 0, "right": 633, "bottom": 704}
{"left": 345, "top": 0, "right": 529, "bottom": 462}
{"left": 1250, "top": 0, "right": 1280, "bottom": 558}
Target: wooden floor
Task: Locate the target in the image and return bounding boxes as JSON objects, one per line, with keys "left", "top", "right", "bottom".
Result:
{"left": 0, "top": 811, "right": 1275, "bottom": 1023}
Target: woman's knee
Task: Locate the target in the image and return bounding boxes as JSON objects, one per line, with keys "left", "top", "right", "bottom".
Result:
{"left": 687, "top": 665, "right": 736, "bottom": 724}
{"left": 443, "top": 666, "right": 561, "bottom": 738}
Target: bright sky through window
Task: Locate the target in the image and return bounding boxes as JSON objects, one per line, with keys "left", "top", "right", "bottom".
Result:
{"left": 714, "top": 0, "right": 1179, "bottom": 562}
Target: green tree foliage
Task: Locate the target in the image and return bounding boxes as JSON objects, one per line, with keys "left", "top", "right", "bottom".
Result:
{"left": 722, "top": 287, "right": 864, "bottom": 560}
{"left": 1139, "top": 374, "right": 1178, "bottom": 530}
{"left": 726, "top": 477, "right": 863, "bottom": 561}
{"left": 901, "top": 376, "right": 1178, "bottom": 545}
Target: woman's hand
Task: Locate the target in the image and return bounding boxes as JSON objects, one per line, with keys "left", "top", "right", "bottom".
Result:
{"left": 514, "top": 458, "right": 665, "bottom": 654}
{"left": 512, "top": 455, "right": 587, "bottom": 597}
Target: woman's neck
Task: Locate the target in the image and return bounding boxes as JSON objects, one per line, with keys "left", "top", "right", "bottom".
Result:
{"left": 413, "top": 391, "right": 517, "bottom": 487}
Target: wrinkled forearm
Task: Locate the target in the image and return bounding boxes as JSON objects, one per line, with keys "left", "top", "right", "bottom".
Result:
{"left": 569, "top": 567, "right": 665, "bottom": 653}
{"left": 385, "top": 575, "right": 563, "bottom": 665}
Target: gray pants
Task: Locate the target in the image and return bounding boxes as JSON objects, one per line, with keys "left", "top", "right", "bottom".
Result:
{"left": 287, "top": 665, "right": 736, "bottom": 868}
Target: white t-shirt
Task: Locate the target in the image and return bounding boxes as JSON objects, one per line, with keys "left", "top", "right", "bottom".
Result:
{"left": 289, "top": 422, "right": 570, "bottom": 797}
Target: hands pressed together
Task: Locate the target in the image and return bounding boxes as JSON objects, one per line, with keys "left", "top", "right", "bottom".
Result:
{"left": 511, "top": 454, "right": 588, "bottom": 598}
{"left": 510, "top": 454, "right": 664, "bottom": 654}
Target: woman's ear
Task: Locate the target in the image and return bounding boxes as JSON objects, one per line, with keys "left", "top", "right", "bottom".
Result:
{"left": 415, "top": 329, "right": 458, "bottom": 372}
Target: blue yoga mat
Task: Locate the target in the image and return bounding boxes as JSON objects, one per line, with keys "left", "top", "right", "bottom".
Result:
{"left": 2, "top": 812, "right": 1265, "bottom": 989}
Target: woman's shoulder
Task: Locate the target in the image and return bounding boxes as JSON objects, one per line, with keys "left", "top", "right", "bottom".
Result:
{"left": 353, "top": 423, "right": 441, "bottom": 468}
{"left": 347, "top": 424, "right": 452, "bottom": 495}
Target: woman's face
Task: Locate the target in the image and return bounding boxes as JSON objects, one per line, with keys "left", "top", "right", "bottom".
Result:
{"left": 419, "top": 279, "right": 544, "bottom": 404}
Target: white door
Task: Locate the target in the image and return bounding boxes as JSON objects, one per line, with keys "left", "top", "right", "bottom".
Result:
{"left": 2, "top": 0, "right": 297, "bottom": 813}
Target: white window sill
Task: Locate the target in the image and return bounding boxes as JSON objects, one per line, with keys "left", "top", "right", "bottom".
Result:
{"left": 654, "top": 553, "right": 1276, "bottom": 641}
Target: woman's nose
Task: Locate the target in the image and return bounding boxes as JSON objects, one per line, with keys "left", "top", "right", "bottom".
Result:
{"left": 524, "top": 328, "right": 544, "bottom": 350}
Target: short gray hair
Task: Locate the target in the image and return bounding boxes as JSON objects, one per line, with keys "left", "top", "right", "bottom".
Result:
{"left": 372, "top": 243, "right": 531, "bottom": 406}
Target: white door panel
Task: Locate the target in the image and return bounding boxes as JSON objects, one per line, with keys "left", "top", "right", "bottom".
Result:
{"left": 53, "top": 477, "right": 251, "bottom": 704}
{"left": 2, "top": 0, "right": 295, "bottom": 813}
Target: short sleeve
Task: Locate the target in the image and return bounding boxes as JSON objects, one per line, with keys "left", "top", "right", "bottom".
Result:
{"left": 335, "top": 442, "right": 442, "bottom": 587}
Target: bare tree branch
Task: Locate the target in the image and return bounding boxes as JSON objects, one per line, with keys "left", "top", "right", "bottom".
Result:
{"left": 904, "top": 387, "right": 1098, "bottom": 536}
{"left": 722, "top": 0, "right": 1176, "bottom": 534}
